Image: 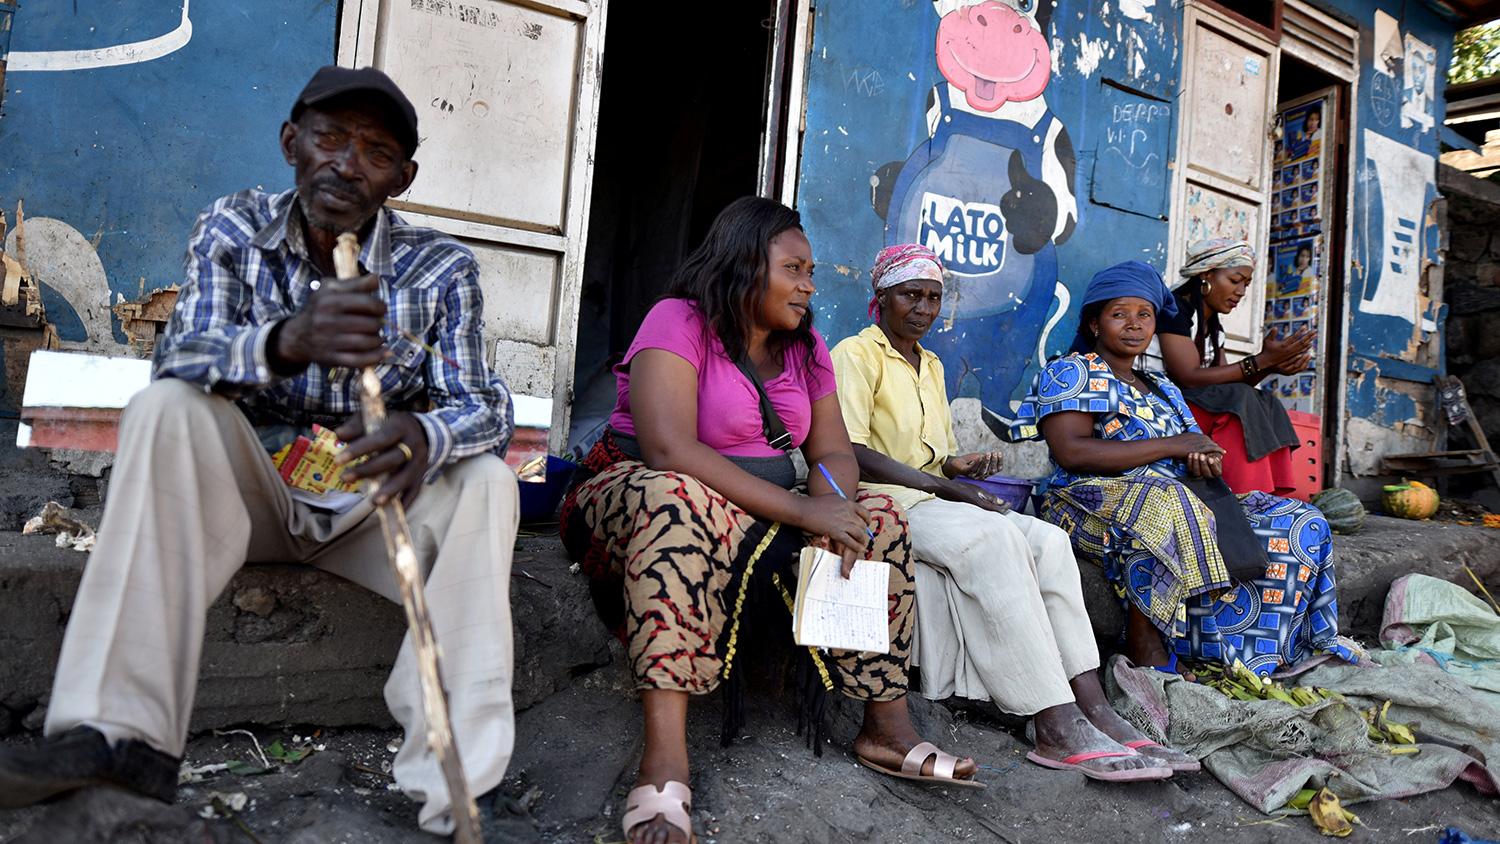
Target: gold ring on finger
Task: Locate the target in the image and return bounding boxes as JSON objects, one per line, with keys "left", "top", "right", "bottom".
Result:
{"left": 396, "top": 443, "right": 414, "bottom": 462}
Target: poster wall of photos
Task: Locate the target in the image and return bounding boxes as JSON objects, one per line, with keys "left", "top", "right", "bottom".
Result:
{"left": 1265, "top": 94, "right": 1330, "bottom": 415}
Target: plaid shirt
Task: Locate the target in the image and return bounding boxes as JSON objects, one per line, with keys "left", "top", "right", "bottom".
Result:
{"left": 154, "top": 188, "right": 513, "bottom": 479}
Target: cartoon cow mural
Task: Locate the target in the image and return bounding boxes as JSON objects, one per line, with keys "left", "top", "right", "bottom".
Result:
{"left": 873, "top": 0, "right": 1077, "bottom": 432}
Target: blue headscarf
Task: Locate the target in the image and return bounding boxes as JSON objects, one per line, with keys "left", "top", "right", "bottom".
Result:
{"left": 1069, "top": 260, "right": 1178, "bottom": 353}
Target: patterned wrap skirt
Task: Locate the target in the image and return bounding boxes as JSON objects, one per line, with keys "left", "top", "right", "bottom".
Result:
{"left": 1042, "top": 476, "right": 1354, "bottom": 675}
{"left": 559, "top": 433, "right": 915, "bottom": 702}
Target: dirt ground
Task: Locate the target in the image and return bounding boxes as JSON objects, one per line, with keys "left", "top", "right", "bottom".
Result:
{"left": 3, "top": 673, "right": 1498, "bottom": 843}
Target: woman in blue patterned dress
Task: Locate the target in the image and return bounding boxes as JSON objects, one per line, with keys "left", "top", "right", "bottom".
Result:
{"left": 1011, "top": 261, "right": 1356, "bottom": 676}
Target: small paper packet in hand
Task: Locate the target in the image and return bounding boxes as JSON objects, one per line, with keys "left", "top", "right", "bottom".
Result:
{"left": 270, "top": 424, "right": 363, "bottom": 495}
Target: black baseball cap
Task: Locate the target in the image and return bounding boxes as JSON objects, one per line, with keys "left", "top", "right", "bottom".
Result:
{"left": 290, "top": 65, "right": 420, "bottom": 156}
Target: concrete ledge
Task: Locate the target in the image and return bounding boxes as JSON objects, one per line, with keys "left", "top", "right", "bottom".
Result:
{"left": 0, "top": 531, "right": 612, "bottom": 733}
{"left": 2, "top": 516, "right": 1497, "bottom": 735}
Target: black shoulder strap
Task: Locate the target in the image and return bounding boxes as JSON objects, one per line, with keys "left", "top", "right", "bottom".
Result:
{"left": 735, "top": 356, "right": 795, "bottom": 453}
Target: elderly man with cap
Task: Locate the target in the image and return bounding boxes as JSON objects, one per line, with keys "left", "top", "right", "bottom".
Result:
{"left": 0, "top": 66, "right": 520, "bottom": 835}
{"left": 830, "top": 245, "right": 1195, "bottom": 782}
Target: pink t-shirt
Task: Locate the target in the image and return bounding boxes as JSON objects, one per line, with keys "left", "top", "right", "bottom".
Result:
{"left": 609, "top": 298, "right": 837, "bottom": 457}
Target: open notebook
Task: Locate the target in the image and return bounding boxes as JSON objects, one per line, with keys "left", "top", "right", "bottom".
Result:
{"left": 792, "top": 547, "right": 891, "bottom": 654}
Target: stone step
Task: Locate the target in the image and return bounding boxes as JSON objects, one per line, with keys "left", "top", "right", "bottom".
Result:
{"left": 0, "top": 531, "right": 612, "bottom": 733}
{"left": 1, "top": 515, "right": 1496, "bottom": 734}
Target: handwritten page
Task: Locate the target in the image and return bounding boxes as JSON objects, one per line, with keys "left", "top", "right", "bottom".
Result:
{"left": 792, "top": 547, "right": 890, "bottom": 654}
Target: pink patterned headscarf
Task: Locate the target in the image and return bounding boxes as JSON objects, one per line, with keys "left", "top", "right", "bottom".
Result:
{"left": 869, "top": 243, "right": 944, "bottom": 321}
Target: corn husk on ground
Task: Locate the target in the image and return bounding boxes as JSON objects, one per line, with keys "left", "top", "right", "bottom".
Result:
{"left": 1192, "top": 660, "right": 1424, "bottom": 835}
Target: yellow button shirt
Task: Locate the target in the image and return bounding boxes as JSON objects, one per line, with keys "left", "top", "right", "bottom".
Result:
{"left": 830, "top": 324, "right": 959, "bottom": 511}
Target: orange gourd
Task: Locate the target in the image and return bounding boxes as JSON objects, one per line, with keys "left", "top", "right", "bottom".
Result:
{"left": 1382, "top": 480, "right": 1439, "bottom": 520}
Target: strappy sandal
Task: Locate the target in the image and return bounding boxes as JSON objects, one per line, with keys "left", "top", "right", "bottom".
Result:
{"left": 622, "top": 780, "right": 695, "bottom": 843}
{"left": 858, "top": 741, "right": 986, "bottom": 789}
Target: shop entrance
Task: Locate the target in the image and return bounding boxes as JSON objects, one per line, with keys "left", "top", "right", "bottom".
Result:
{"left": 568, "top": 2, "right": 797, "bottom": 449}
{"left": 1269, "top": 55, "right": 1352, "bottom": 477}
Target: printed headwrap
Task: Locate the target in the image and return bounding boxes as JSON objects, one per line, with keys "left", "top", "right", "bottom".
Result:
{"left": 869, "top": 244, "right": 944, "bottom": 322}
{"left": 1069, "top": 260, "right": 1177, "bottom": 353}
{"left": 1178, "top": 238, "right": 1255, "bottom": 279}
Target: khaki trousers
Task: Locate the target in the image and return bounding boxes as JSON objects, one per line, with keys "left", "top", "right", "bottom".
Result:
{"left": 908, "top": 498, "right": 1099, "bottom": 715}
{"left": 44, "top": 378, "right": 519, "bottom": 835}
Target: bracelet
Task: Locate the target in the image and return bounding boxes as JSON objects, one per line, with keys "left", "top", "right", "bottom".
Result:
{"left": 1240, "top": 354, "right": 1259, "bottom": 378}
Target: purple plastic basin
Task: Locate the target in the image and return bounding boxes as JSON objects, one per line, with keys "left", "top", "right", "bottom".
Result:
{"left": 954, "top": 474, "right": 1035, "bottom": 512}
{"left": 518, "top": 455, "right": 578, "bottom": 522}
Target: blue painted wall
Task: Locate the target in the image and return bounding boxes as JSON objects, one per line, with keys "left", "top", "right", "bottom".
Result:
{"left": 796, "top": 0, "right": 1459, "bottom": 459}
{"left": 0, "top": 0, "right": 335, "bottom": 345}
{"left": 797, "top": 0, "right": 1181, "bottom": 425}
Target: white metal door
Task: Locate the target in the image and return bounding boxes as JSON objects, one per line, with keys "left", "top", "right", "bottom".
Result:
{"left": 1167, "top": 3, "right": 1280, "bottom": 358}
{"left": 339, "top": 0, "right": 608, "bottom": 446}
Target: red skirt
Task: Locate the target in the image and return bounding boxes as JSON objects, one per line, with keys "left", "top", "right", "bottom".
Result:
{"left": 1187, "top": 402, "right": 1296, "bottom": 496}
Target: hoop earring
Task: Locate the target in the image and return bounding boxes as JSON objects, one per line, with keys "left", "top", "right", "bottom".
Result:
{"left": 1200, "top": 278, "right": 1212, "bottom": 294}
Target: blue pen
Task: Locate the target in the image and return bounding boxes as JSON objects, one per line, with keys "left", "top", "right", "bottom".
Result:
{"left": 816, "top": 462, "right": 876, "bottom": 539}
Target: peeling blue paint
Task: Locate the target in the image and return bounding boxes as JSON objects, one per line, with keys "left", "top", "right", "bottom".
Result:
{"left": 0, "top": 1, "right": 333, "bottom": 346}
{"left": 1325, "top": 0, "right": 1453, "bottom": 422}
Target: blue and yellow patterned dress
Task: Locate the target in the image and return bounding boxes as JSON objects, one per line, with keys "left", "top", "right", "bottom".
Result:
{"left": 1011, "top": 353, "right": 1354, "bottom": 675}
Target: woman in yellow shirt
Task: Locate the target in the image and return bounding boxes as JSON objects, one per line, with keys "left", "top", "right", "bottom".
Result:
{"left": 831, "top": 244, "right": 1198, "bottom": 781}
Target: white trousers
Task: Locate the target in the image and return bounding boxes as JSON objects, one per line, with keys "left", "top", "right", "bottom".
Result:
{"left": 907, "top": 497, "right": 1099, "bottom": 715}
{"left": 44, "top": 378, "right": 518, "bottom": 835}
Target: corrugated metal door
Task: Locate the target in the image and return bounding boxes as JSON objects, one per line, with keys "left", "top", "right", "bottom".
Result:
{"left": 339, "top": 0, "right": 607, "bottom": 446}
{"left": 1167, "top": 2, "right": 1280, "bottom": 357}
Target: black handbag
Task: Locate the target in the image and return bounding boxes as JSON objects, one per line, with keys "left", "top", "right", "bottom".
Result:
{"left": 1135, "top": 371, "right": 1270, "bottom": 581}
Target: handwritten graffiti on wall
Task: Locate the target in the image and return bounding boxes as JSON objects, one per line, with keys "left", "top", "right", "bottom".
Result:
{"left": 1091, "top": 89, "right": 1171, "bottom": 218}
{"left": 1356, "top": 128, "right": 1431, "bottom": 325}
{"left": 871, "top": 0, "right": 1077, "bottom": 418}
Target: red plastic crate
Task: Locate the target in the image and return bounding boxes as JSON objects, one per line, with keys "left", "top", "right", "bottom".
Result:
{"left": 1285, "top": 410, "right": 1323, "bottom": 503}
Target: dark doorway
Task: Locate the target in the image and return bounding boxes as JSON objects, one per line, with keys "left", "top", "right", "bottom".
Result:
{"left": 568, "top": 2, "right": 777, "bottom": 449}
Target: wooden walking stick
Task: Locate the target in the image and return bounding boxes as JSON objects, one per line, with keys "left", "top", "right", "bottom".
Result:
{"left": 332, "top": 232, "right": 482, "bottom": 843}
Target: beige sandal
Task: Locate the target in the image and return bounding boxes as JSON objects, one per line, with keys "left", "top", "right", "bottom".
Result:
{"left": 622, "top": 780, "right": 695, "bottom": 843}
{"left": 858, "top": 741, "right": 986, "bottom": 789}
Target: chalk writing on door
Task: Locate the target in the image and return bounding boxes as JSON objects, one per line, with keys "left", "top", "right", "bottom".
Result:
{"left": 1091, "top": 85, "right": 1171, "bottom": 218}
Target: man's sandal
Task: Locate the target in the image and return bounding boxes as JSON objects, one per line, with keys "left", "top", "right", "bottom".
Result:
{"left": 1025, "top": 749, "right": 1173, "bottom": 782}
{"left": 623, "top": 780, "right": 695, "bottom": 843}
{"left": 857, "top": 741, "right": 986, "bottom": 789}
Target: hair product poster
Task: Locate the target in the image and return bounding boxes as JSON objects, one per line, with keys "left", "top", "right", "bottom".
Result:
{"left": 1273, "top": 238, "right": 1319, "bottom": 296}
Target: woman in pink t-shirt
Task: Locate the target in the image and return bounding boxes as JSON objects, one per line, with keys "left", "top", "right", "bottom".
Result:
{"left": 561, "top": 197, "right": 980, "bottom": 844}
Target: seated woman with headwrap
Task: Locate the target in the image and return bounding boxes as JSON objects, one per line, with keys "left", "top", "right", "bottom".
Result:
{"left": 1141, "top": 238, "right": 1315, "bottom": 495}
{"left": 830, "top": 244, "right": 1193, "bottom": 781}
{"left": 559, "top": 198, "right": 980, "bottom": 844}
{"left": 1012, "top": 260, "right": 1357, "bottom": 677}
